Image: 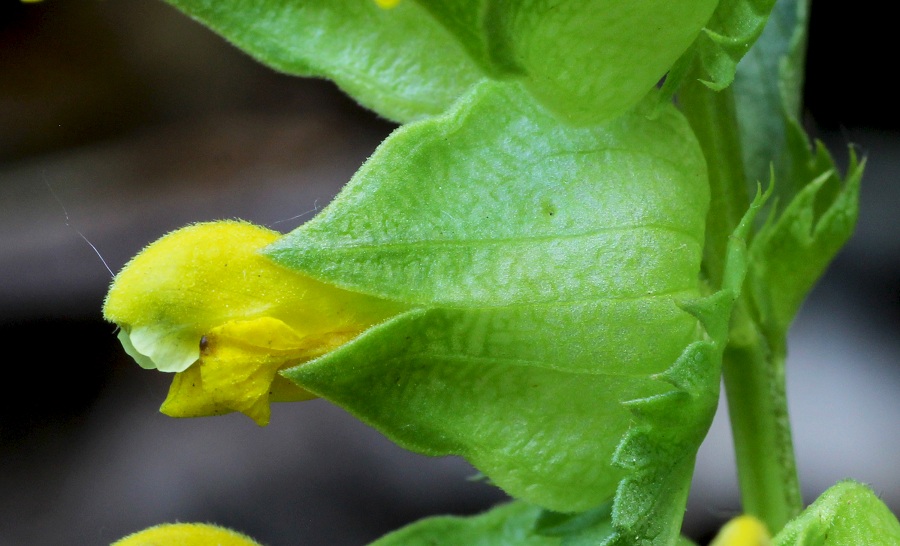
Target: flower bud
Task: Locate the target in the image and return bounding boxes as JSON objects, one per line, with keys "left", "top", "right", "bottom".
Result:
{"left": 103, "top": 220, "right": 404, "bottom": 425}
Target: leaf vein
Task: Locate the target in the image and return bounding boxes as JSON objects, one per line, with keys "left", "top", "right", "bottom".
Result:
{"left": 304, "top": 223, "right": 702, "bottom": 251}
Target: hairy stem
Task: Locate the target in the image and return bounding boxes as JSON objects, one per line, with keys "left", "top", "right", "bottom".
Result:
{"left": 678, "top": 64, "right": 803, "bottom": 533}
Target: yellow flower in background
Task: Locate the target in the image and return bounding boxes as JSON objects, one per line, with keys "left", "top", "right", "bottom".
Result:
{"left": 112, "top": 522, "right": 262, "bottom": 546}
{"left": 374, "top": 0, "right": 401, "bottom": 9}
{"left": 709, "top": 515, "right": 772, "bottom": 546}
{"left": 103, "top": 220, "right": 404, "bottom": 426}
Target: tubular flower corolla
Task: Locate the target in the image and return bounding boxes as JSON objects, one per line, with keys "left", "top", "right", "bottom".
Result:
{"left": 103, "top": 220, "right": 403, "bottom": 425}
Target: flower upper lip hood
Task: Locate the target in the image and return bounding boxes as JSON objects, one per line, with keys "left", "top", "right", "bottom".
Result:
{"left": 103, "top": 220, "right": 406, "bottom": 425}
{"left": 103, "top": 220, "right": 290, "bottom": 373}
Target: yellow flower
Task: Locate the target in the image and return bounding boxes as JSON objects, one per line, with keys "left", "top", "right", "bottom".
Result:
{"left": 709, "top": 515, "right": 772, "bottom": 546}
{"left": 112, "top": 522, "right": 262, "bottom": 546}
{"left": 374, "top": 0, "right": 401, "bottom": 9}
{"left": 103, "top": 220, "right": 403, "bottom": 426}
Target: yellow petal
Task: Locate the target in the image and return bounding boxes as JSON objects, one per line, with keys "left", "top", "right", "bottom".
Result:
{"left": 112, "top": 522, "right": 262, "bottom": 546}
{"left": 159, "top": 364, "right": 229, "bottom": 420}
{"left": 709, "top": 515, "right": 771, "bottom": 546}
{"left": 160, "top": 317, "right": 351, "bottom": 426}
{"left": 374, "top": 0, "right": 401, "bottom": 8}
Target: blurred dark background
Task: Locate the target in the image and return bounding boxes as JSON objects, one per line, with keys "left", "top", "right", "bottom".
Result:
{"left": 1, "top": 2, "right": 897, "bottom": 545}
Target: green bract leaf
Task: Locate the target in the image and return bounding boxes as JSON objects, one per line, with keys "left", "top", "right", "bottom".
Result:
{"left": 533, "top": 503, "right": 615, "bottom": 545}
{"left": 409, "top": 1, "right": 520, "bottom": 78}
{"left": 773, "top": 481, "right": 900, "bottom": 545}
{"left": 163, "top": 0, "right": 487, "bottom": 123}
{"left": 602, "top": 190, "right": 766, "bottom": 546}
{"left": 369, "top": 500, "right": 700, "bottom": 546}
{"left": 370, "top": 502, "right": 557, "bottom": 546}
{"left": 508, "top": 0, "right": 718, "bottom": 125}
{"left": 733, "top": 0, "right": 809, "bottom": 193}
{"left": 272, "top": 81, "right": 713, "bottom": 511}
{"left": 746, "top": 141, "right": 862, "bottom": 342}
{"left": 423, "top": 0, "right": 719, "bottom": 125}
{"left": 691, "top": 0, "right": 779, "bottom": 91}
{"left": 165, "top": 0, "right": 719, "bottom": 125}
{"left": 268, "top": 82, "right": 708, "bottom": 308}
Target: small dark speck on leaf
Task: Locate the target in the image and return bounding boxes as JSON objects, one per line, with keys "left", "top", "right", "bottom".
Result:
{"left": 540, "top": 198, "right": 557, "bottom": 218}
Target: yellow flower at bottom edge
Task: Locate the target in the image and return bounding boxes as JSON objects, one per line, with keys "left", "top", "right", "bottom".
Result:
{"left": 709, "top": 515, "right": 772, "bottom": 546}
{"left": 103, "top": 220, "right": 405, "bottom": 426}
{"left": 112, "top": 522, "right": 262, "bottom": 546}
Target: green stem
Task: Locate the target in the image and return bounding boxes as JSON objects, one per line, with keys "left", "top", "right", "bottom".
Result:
{"left": 723, "top": 313, "right": 802, "bottom": 532}
{"left": 678, "top": 65, "right": 803, "bottom": 533}
{"left": 677, "top": 70, "right": 749, "bottom": 288}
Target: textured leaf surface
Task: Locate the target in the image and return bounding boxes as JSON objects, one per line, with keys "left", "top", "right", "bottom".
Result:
{"left": 601, "top": 193, "right": 765, "bottom": 546}
{"left": 773, "top": 481, "right": 900, "bottom": 545}
{"left": 410, "top": 0, "right": 519, "bottom": 77}
{"left": 369, "top": 500, "right": 700, "bottom": 546}
{"left": 410, "top": 0, "right": 718, "bottom": 123}
{"left": 165, "top": 0, "right": 718, "bottom": 125}
{"left": 268, "top": 82, "right": 708, "bottom": 307}
{"left": 163, "top": 0, "right": 487, "bottom": 122}
{"left": 273, "top": 82, "right": 713, "bottom": 511}
{"left": 489, "top": 0, "right": 718, "bottom": 124}
{"left": 533, "top": 503, "right": 615, "bottom": 545}
{"left": 369, "top": 502, "right": 556, "bottom": 546}
{"left": 285, "top": 306, "right": 676, "bottom": 511}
